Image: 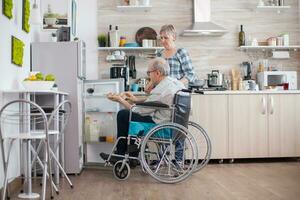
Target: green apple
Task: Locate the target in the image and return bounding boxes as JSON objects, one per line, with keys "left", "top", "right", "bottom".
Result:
{"left": 45, "top": 74, "right": 55, "bottom": 81}
{"left": 36, "top": 72, "right": 44, "bottom": 80}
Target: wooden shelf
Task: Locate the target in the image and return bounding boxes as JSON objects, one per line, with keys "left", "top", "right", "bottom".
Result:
{"left": 117, "top": 5, "right": 152, "bottom": 12}
{"left": 255, "top": 5, "right": 291, "bottom": 13}
{"left": 238, "top": 46, "right": 300, "bottom": 51}
{"left": 98, "top": 47, "right": 163, "bottom": 51}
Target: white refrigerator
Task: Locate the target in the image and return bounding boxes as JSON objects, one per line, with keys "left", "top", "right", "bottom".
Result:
{"left": 31, "top": 41, "right": 86, "bottom": 174}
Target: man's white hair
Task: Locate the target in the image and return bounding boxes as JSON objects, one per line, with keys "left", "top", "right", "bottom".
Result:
{"left": 149, "top": 57, "right": 169, "bottom": 76}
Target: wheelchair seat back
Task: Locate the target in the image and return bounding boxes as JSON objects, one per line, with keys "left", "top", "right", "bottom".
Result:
{"left": 173, "top": 92, "right": 191, "bottom": 128}
{"left": 128, "top": 90, "right": 191, "bottom": 138}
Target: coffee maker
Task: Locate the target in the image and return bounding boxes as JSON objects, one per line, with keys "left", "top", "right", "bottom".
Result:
{"left": 241, "top": 62, "right": 252, "bottom": 80}
{"left": 110, "top": 64, "right": 129, "bottom": 91}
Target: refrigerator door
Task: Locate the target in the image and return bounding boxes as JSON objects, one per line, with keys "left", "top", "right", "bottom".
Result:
{"left": 83, "top": 79, "right": 124, "bottom": 164}
{"left": 31, "top": 41, "right": 85, "bottom": 173}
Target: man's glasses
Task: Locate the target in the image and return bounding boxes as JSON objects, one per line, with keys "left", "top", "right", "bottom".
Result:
{"left": 146, "top": 69, "right": 157, "bottom": 76}
{"left": 159, "top": 36, "right": 169, "bottom": 40}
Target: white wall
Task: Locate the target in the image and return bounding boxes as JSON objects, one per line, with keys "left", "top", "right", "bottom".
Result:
{"left": 0, "top": 0, "right": 31, "bottom": 91}
{"left": 0, "top": 0, "right": 32, "bottom": 188}
{"left": 77, "top": 0, "right": 98, "bottom": 80}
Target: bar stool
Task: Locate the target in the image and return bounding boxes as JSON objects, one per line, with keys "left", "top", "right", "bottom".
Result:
{"left": 0, "top": 99, "right": 54, "bottom": 200}
{"left": 31, "top": 100, "right": 73, "bottom": 190}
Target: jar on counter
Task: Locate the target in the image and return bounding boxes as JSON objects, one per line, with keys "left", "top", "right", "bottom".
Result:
{"left": 123, "top": 0, "right": 130, "bottom": 6}
{"left": 267, "top": 37, "right": 277, "bottom": 46}
{"left": 119, "top": 36, "right": 126, "bottom": 47}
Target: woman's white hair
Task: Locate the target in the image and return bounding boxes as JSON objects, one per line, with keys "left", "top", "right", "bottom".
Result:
{"left": 149, "top": 57, "right": 169, "bottom": 76}
{"left": 159, "top": 24, "right": 177, "bottom": 38}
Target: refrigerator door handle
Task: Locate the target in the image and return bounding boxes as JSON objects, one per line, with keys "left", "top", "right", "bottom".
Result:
{"left": 77, "top": 41, "right": 86, "bottom": 80}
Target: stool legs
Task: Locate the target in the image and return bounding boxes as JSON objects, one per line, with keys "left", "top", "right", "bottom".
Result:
{"left": 1, "top": 140, "right": 14, "bottom": 200}
{"left": 41, "top": 138, "right": 54, "bottom": 200}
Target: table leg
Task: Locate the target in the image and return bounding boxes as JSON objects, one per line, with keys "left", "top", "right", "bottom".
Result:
{"left": 18, "top": 140, "right": 40, "bottom": 199}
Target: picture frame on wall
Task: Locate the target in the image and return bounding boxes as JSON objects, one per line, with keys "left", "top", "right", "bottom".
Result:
{"left": 11, "top": 36, "right": 25, "bottom": 67}
{"left": 2, "top": 0, "right": 13, "bottom": 19}
{"left": 41, "top": 0, "right": 68, "bottom": 30}
{"left": 22, "top": 0, "right": 31, "bottom": 33}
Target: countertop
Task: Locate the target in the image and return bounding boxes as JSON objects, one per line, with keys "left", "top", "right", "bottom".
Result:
{"left": 196, "top": 90, "right": 300, "bottom": 95}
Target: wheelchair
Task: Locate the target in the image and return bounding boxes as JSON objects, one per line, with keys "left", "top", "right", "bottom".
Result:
{"left": 103, "top": 89, "right": 212, "bottom": 183}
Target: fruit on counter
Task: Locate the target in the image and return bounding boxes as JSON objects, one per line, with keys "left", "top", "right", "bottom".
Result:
{"left": 28, "top": 75, "right": 37, "bottom": 81}
{"left": 45, "top": 74, "right": 55, "bottom": 81}
{"left": 35, "top": 72, "right": 44, "bottom": 80}
{"left": 23, "top": 73, "right": 55, "bottom": 81}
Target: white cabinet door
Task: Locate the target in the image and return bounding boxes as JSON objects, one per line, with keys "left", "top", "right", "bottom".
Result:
{"left": 228, "top": 95, "right": 268, "bottom": 158}
{"left": 190, "top": 94, "right": 229, "bottom": 159}
{"left": 268, "top": 94, "right": 300, "bottom": 157}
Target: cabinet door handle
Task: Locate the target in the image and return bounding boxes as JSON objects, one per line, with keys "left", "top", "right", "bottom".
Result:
{"left": 270, "top": 96, "right": 274, "bottom": 115}
{"left": 261, "top": 97, "right": 266, "bottom": 115}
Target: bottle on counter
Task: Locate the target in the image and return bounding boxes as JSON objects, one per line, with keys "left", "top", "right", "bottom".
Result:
{"left": 90, "top": 119, "right": 100, "bottom": 142}
{"left": 281, "top": 33, "right": 289, "bottom": 46}
{"left": 107, "top": 24, "right": 112, "bottom": 47}
{"left": 110, "top": 26, "right": 119, "bottom": 47}
{"left": 84, "top": 116, "right": 91, "bottom": 142}
{"left": 239, "top": 25, "right": 245, "bottom": 46}
{"left": 279, "top": 0, "right": 284, "bottom": 6}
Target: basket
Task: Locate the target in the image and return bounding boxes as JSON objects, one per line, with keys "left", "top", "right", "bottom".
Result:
{"left": 22, "top": 81, "right": 55, "bottom": 91}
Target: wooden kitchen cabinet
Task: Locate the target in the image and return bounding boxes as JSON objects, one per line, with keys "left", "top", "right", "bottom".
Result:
{"left": 191, "top": 93, "right": 300, "bottom": 160}
{"left": 268, "top": 94, "right": 300, "bottom": 157}
{"left": 190, "top": 94, "right": 229, "bottom": 159}
{"left": 228, "top": 95, "right": 268, "bottom": 158}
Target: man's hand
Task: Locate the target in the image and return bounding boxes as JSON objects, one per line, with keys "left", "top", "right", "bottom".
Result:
{"left": 107, "top": 92, "right": 134, "bottom": 109}
{"left": 144, "top": 81, "right": 155, "bottom": 94}
{"left": 107, "top": 93, "right": 123, "bottom": 102}
{"left": 121, "top": 92, "right": 137, "bottom": 102}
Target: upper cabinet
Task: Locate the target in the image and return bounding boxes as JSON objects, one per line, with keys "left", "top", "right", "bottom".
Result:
{"left": 239, "top": 46, "right": 300, "bottom": 52}
{"left": 117, "top": 5, "right": 152, "bottom": 12}
{"left": 117, "top": 0, "right": 151, "bottom": 12}
{"left": 255, "top": 5, "right": 291, "bottom": 13}
{"left": 255, "top": 0, "right": 290, "bottom": 13}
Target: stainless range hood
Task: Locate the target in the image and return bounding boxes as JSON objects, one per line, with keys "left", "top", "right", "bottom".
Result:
{"left": 182, "top": 0, "right": 227, "bottom": 36}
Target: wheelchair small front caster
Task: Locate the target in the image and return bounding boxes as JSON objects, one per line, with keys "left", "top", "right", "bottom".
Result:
{"left": 113, "top": 160, "right": 130, "bottom": 181}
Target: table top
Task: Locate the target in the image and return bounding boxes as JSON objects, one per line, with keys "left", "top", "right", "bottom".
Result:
{"left": 1, "top": 89, "right": 69, "bottom": 95}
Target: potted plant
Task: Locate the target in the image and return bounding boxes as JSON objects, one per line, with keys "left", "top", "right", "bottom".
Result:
{"left": 97, "top": 34, "right": 107, "bottom": 47}
{"left": 44, "top": 4, "right": 59, "bottom": 27}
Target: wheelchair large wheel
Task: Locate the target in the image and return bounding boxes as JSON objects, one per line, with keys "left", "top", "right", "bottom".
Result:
{"left": 113, "top": 160, "right": 130, "bottom": 181}
{"left": 140, "top": 122, "right": 198, "bottom": 184}
{"left": 188, "top": 121, "right": 212, "bottom": 172}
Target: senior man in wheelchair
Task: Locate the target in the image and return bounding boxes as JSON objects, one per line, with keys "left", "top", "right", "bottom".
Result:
{"left": 100, "top": 57, "right": 185, "bottom": 166}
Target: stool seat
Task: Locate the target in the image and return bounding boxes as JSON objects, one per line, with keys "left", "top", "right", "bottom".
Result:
{"left": 7, "top": 132, "right": 46, "bottom": 140}
{"left": 31, "top": 130, "right": 59, "bottom": 135}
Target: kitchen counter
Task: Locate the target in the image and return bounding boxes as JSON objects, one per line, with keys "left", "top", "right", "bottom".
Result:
{"left": 195, "top": 90, "right": 300, "bottom": 95}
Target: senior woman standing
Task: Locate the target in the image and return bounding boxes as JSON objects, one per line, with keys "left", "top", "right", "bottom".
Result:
{"left": 145, "top": 25, "right": 198, "bottom": 92}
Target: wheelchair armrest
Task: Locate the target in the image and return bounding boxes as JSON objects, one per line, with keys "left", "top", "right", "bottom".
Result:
{"left": 135, "top": 101, "right": 169, "bottom": 108}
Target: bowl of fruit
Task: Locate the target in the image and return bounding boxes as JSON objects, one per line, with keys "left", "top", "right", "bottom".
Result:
{"left": 22, "top": 73, "right": 56, "bottom": 91}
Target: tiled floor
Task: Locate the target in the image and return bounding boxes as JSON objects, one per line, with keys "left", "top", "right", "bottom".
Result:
{"left": 10, "top": 161, "right": 300, "bottom": 200}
